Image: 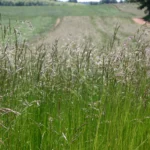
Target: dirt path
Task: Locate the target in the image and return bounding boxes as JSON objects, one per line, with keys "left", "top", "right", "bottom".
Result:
{"left": 133, "top": 18, "right": 150, "bottom": 26}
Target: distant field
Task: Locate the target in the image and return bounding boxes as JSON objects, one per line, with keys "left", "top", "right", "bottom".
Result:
{"left": 0, "top": 4, "right": 132, "bottom": 17}
{"left": 0, "top": 4, "right": 136, "bottom": 40}
{"left": 0, "top": 3, "right": 148, "bottom": 44}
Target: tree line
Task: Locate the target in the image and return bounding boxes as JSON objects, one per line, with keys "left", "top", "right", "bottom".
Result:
{"left": 0, "top": 0, "right": 49, "bottom": 6}
{"left": 0, "top": 0, "right": 123, "bottom": 6}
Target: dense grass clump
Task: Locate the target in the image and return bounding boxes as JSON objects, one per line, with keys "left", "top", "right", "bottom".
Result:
{"left": 0, "top": 22, "right": 150, "bottom": 149}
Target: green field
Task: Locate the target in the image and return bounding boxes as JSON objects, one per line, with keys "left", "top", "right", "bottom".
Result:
{"left": 0, "top": 3, "right": 150, "bottom": 150}
{"left": 0, "top": 4, "right": 135, "bottom": 40}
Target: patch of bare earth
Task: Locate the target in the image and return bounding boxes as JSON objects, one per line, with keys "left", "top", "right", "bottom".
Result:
{"left": 133, "top": 18, "right": 150, "bottom": 25}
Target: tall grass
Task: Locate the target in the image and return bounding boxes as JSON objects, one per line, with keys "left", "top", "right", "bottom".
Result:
{"left": 0, "top": 20, "right": 150, "bottom": 150}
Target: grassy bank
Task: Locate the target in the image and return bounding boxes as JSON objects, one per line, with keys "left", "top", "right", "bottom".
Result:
{"left": 0, "top": 0, "right": 55, "bottom": 6}
{"left": 0, "top": 20, "right": 150, "bottom": 149}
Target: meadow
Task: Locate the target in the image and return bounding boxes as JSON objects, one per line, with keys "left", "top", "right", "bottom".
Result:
{"left": 0, "top": 4, "right": 136, "bottom": 40}
{"left": 0, "top": 3, "right": 150, "bottom": 150}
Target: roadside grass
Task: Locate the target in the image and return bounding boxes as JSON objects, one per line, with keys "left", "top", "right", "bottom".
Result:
{"left": 0, "top": 19, "right": 150, "bottom": 150}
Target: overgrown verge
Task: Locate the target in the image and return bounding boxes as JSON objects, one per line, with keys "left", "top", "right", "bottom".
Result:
{"left": 0, "top": 20, "right": 150, "bottom": 149}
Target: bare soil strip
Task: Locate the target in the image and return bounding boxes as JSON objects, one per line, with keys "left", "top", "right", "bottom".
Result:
{"left": 133, "top": 18, "right": 150, "bottom": 26}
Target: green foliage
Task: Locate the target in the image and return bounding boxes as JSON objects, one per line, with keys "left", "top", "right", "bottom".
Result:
{"left": 69, "top": 0, "right": 77, "bottom": 3}
{"left": 0, "top": 0, "right": 53, "bottom": 6}
{"left": 137, "top": 0, "right": 150, "bottom": 16}
{"left": 125, "top": 0, "right": 137, "bottom": 2}
{"left": 102, "top": 0, "right": 117, "bottom": 3}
